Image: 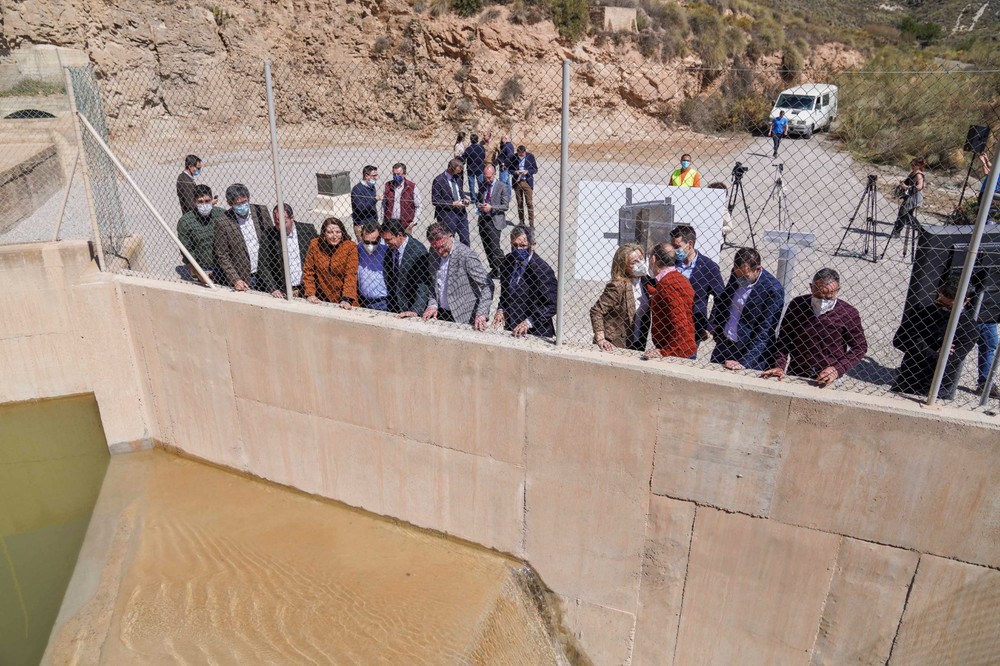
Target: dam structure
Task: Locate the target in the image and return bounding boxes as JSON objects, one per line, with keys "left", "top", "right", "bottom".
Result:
{"left": 2, "top": 239, "right": 1000, "bottom": 664}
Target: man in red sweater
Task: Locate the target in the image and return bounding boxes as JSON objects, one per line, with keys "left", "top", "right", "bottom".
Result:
{"left": 641, "top": 243, "right": 697, "bottom": 360}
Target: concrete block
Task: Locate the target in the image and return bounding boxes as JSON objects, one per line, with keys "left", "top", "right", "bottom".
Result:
{"left": 810, "top": 539, "right": 918, "bottom": 665}
{"left": 0, "top": 332, "right": 88, "bottom": 403}
{"left": 236, "top": 398, "right": 324, "bottom": 496}
{"left": 674, "top": 509, "right": 839, "bottom": 665}
{"left": 558, "top": 595, "right": 636, "bottom": 666}
{"left": 652, "top": 379, "right": 790, "bottom": 516}
{"left": 889, "top": 555, "right": 1000, "bottom": 665}
{"left": 0, "top": 288, "right": 71, "bottom": 338}
{"left": 525, "top": 354, "right": 658, "bottom": 612}
{"left": 631, "top": 496, "right": 696, "bottom": 666}
{"left": 772, "top": 400, "right": 1000, "bottom": 569}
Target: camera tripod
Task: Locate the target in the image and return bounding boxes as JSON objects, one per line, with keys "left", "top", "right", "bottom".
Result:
{"left": 834, "top": 174, "right": 881, "bottom": 262}
{"left": 752, "top": 163, "right": 790, "bottom": 236}
{"left": 726, "top": 162, "right": 757, "bottom": 250}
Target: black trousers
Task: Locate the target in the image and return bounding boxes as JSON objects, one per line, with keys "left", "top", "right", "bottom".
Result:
{"left": 478, "top": 216, "right": 505, "bottom": 275}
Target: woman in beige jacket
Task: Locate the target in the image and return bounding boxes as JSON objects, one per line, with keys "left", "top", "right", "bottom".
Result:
{"left": 590, "top": 243, "right": 652, "bottom": 352}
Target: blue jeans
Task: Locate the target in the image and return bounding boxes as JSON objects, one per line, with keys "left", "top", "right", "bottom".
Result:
{"left": 467, "top": 172, "right": 483, "bottom": 203}
{"left": 977, "top": 322, "right": 998, "bottom": 385}
{"left": 498, "top": 168, "right": 512, "bottom": 195}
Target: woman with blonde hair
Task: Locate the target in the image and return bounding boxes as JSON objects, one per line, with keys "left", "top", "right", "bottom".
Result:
{"left": 590, "top": 242, "right": 652, "bottom": 351}
{"left": 303, "top": 217, "right": 358, "bottom": 309}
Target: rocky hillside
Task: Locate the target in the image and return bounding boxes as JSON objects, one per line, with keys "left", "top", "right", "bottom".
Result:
{"left": 1, "top": 0, "right": 862, "bottom": 139}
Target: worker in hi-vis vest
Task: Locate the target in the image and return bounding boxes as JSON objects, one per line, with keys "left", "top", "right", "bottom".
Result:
{"left": 669, "top": 153, "right": 702, "bottom": 187}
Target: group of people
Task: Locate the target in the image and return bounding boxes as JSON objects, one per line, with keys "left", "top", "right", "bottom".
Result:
{"left": 175, "top": 148, "right": 998, "bottom": 400}
{"left": 175, "top": 153, "right": 557, "bottom": 336}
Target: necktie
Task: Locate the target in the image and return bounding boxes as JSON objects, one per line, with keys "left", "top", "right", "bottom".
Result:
{"left": 451, "top": 178, "right": 459, "bottom": 202}
{"left": 396, "top": 248, "right": 403, "bottom": 269}
{"left": 512, "top": 259, "right": 527, "bottom": 290}
{"left": 485, "top": 183, "right": 492, "bottom": 204}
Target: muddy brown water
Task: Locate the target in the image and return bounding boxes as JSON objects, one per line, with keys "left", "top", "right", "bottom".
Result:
{"left": 36, "top": 444, "right": 567, "bottom": 664}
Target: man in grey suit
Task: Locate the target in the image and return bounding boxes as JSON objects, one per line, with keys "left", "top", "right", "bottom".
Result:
{"left": 477, "top": 164, "right": 510, "bottom": 275}
{"left": 422, "top": 222, "right": 493, "bottom": 331}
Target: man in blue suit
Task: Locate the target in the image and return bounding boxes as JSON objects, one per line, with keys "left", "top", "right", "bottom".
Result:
{"left": 462, "top": 133, "right": 487, "bottom": 203}
{"left": 513, "top": 145, "right": 538, "bottom": 228}
{"left": 709, "top": 247, "right": 784, "bottom": 371}
{"left": 670, "top": 225, "right": 725, "bottom": 344}
{"left": 491, "top": 226, "right": 558, "bottom": 338}
{"left": 431, "top": 158, "right": 472, "bottom": 246}
{"left": 351, "top": 165, "right": 379, "bottom": 237}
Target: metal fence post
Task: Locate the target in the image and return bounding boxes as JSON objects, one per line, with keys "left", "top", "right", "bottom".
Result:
{"left": 265, "top": 61, "right": 294, "bottom": 301}
{"left": 926, "top": 139, "right": 1000, "bottom": 406}
{"left": 555, "top": 59, "right": 570, "bottom": 346}
{"left": 64, "top": 69, "right": 105, "bottom": 267}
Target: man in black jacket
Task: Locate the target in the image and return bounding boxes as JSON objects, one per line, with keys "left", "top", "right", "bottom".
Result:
{"left": 258, "top": 203, "right": 318, "bottom": 299}
{"left": 891, "top": 275, "right": 979, "bottom": 400}
{"left": 381, "top": 217, "right": 431, "bottom": 317}
{"left": 491, "top": 226, "right": 558, "bottom": 338}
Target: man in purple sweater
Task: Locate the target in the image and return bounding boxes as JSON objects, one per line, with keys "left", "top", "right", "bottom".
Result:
{"left": 762, "top": 268, "right": 867, "bottom": 387}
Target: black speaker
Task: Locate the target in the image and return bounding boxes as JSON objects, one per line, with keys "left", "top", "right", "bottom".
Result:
{"left": 905, "top": 224, "right": 1000, "bottom": 324}
{"left": 964, "top": 125, "right": 990, "bottom": 153}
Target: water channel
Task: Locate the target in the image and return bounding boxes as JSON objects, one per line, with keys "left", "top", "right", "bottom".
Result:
{"left": 2, "top": 395, "right": 567, "bottom": 664}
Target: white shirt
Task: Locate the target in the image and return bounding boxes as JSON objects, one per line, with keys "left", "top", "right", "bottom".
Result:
{"left": 631, "top": 277, "right": 649, "bottom": 344}
{"left": 286, "top": 225, "right": 303, "bottom": 287}
{"left": 724, "top": 275, "right": 759, "bottom": 342}
{"left": 237, "top": 213, "right": 260, "bottom": 273}
{"left": 435, "top": 253, "right": 451, "bottom": 310}
{"left": 391, "top": 181, "right": 423, "bottom": 226}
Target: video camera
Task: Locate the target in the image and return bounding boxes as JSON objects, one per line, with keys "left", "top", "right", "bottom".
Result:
{"left": 732, "top": 162, "right": 749, "bottom": 180}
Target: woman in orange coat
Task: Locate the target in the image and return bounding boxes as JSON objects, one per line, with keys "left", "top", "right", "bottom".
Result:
{"left": 304, "top": 217, "right": 359, "bottom": 309}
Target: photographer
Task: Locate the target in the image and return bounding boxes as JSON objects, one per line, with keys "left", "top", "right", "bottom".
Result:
{"left": 891, "top": 157, "right": 926, "bottom": 238}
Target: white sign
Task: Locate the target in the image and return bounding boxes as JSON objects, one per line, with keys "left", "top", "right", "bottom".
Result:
{"left": 575, "top": 182, "right": 727, "bottom": 281}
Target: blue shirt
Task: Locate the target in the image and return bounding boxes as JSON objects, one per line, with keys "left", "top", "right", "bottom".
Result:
{"left": 357, "top": 241, "right": 388, "bottom": 299}
{"left": 771, "top": 116, "right": 788, "bottom": 135}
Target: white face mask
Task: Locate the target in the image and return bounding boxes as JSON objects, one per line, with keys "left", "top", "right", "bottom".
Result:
{"left": 363, "top": 242, "right": 377, "bottom": 255}
{"left": 811, "top": 297, "right": 837, "bottom": 316}
{"left": 196, "top": 203, "right": 213, "bottom": 217}
{"left": 630, "top": 261, "right": 646, "bottom": 277}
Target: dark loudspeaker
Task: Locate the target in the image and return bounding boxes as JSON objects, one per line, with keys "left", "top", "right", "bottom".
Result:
{"left": 905, "top": 224, "right": 1000, "bottom": 324}
{"left": 964, "top": 125, "right": 990, "bottom": 153}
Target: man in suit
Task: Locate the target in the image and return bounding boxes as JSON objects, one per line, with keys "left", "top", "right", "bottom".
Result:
{"left": 709, "top": 246, "right": 784, "bottom": 371}
{"left": 176, "top": 154, "right": 202, "bottom": 215}
{"left": 382, "top": 218, "right": 430, "bottom": 317}
{"left": 498, "top": 134, "right": 516, "bottom": 194}
{"left": 422, "top": 222, "right": 493, "bottom": 330}
{"left": 351, "top": 165, "right": 380, "bottom": 238}
{"left": 214, "top": 183, "right": 271, "bottom": 291}
{"left": 462, "top": 133, "right": 486, "bottom": 203}
{"left": 891, "top": 275, "right": 979, "bottom": 400}
{"left": 491, "top": 226, "right": 557, "bottom": 338}
{"left": 477, "top": 164, "right": 511, "bottom": 274}
{"left": 259, "top": 203, "right": 318, "bottom": 299}
{"left": 513, "top": 145, "right": 538, "bottom": 228}
{"left": 431, "top": 159, "right": 471, "bottom": 246}
{"left": 670, "top": 225, "right": 725, "bottom": 343}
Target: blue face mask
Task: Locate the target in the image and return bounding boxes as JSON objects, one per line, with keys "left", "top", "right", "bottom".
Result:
{"left": 512, "top": 248, "right": 530, "bottom": 262}
{"left": 674, "top": 247, "right": 688, "bottom": 264}
{"left": 735, "top": 276, "right": 752, "bottom": 287}
{"left": 368, "top": 179, "right": 377, "bottom": 188}
{"left": 233, "top": 202, "right": 250, "bottom": 218}
{"left": 394, "top": 174, "right": 404, "bottom": 185}
{"left": 193, "top": 168, "right": 202, "bottom": 177}
{"left": 680, "top": 160, "right": 691, "bottom": 170}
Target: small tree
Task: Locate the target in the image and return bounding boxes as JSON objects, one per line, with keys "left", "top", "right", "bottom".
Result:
{"left": 550, "top": 0, "right": 588, "bottom": 42}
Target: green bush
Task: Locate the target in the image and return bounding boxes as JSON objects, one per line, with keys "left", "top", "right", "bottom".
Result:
{"left": 898, "top": 16, "right": 942, "bottom": 46}
{"left": 550, "top": 0, "right": 588, "bottom": 42}
{"left": 779, "top": 47, "right": 802, "bottom": 83}
{"left": 689, "top": 7, "right": 727, "bottom": 68}
{"left": 451, "top": 0, "right": 483, "bottom": 16}
{"left": 0, "top": 78, "right": 65, "bottom": 97}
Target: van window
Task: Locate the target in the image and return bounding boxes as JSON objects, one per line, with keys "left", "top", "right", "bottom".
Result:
{"left": 822, "top": 94, "right": 830, "bottom": 106}
{"left": 775, "top": 94, "right": 816, "bottom": 111}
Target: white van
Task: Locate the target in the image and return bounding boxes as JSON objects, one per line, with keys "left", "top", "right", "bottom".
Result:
{"left": 769, "top": 84, "right": 838, "bottom": 139}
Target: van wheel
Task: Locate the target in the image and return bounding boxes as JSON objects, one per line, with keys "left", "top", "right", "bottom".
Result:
{"left": 804, "top": 124, "right": 814, "bottom": 139}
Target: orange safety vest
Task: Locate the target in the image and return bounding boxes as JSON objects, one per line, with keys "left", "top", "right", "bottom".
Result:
{"left": 670, "top": 167, "right": 700, "bottom": 187}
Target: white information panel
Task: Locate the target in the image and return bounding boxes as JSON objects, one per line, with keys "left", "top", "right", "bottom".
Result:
{"left": 575, "top": 182, "right": 727, "bottom": 281}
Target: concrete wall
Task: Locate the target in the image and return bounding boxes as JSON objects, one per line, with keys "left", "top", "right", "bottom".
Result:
{"left": 0, "top": 242, "right": 150, "bottom": 450}
{"left": 589, "top": 7, "right": 638, "bottom": 32}
{"left": 3, "top": 242, "right": 999, "bottom": 664}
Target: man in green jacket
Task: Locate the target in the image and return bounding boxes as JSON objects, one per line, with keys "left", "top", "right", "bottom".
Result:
{"left": 176, "top": 184, "right": 226, "bottom": 284}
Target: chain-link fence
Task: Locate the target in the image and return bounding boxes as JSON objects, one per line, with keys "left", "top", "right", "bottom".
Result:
{"left": 14, "top": 58, "right": 1000, "bottom": 411}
